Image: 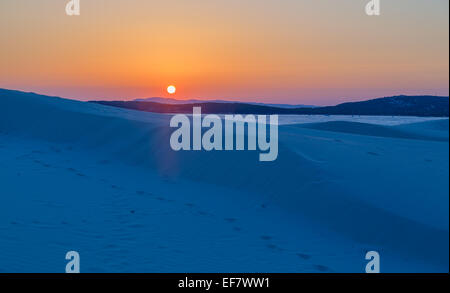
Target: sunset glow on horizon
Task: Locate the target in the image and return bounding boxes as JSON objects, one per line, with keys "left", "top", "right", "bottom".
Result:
{"left": 0, "top": 0, "right": 448, "bottom": 105}
{"left": 167, "top": 85, "right": 176, "bottom": 95}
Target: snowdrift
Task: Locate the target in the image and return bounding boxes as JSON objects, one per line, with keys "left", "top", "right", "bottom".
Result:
{"left": 0, "top": 89, "right": 448, "bottom": 272}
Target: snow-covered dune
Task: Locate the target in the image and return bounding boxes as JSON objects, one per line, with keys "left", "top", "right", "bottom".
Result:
{"left": 0, "top": 89, "right": 448, "bottom": 272}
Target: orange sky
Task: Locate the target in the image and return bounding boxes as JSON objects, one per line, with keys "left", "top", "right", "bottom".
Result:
{"left": 0, "top": 0, "right": 448, "bottom": 105}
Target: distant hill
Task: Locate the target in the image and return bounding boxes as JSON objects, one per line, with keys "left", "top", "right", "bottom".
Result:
{"left": 310, "top": 95, "right": 449, "bottom": 117}
{"left": 134, "top": 97, "right": 316, "bottom": 109}
{"left": 92, "top": 95, "right": 449, "bottom": 117}
{"left": 0, "top": 89, "right": 447, "bottom": 117}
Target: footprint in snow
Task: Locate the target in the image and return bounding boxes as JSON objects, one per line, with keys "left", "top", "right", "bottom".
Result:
{"left": 266, "top": 244, "right": 284, "bottom": 251}
{"left": 296, "top": 253, "right": 311, "bottom": 260}
{"left": 260, "top": 235, "right": 273, "bottom": 241}
{"left": 313, "top": 264, "right": 331, "bottom": 272}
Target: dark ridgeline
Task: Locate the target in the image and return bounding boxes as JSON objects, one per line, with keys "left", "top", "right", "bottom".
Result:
{"left": 0, "top": 89, "right": 447, "bottom": 117}
{"left": 91, "top": 95, "right": 449, "bottom": 117}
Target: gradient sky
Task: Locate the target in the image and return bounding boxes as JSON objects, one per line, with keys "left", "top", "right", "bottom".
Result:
{"left": 0, "top": 0, "right": 448, "bottom": 105}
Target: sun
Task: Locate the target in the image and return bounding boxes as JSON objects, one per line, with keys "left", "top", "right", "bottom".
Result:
{"left": 167, "top": 85, "right": 176, "bottom": 95}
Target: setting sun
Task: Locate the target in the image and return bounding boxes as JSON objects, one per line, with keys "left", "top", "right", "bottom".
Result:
{"left": 167, "top": 85, "right": 176, "bottom": 95}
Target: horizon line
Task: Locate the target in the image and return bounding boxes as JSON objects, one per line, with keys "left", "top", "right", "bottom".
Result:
{"left": 1, "top": 87, "right": 449, "bottom": 109}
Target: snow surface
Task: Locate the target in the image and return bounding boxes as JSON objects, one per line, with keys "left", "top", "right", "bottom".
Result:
{"left": 0, "top": 91, "right": 448, "bottom": 272}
